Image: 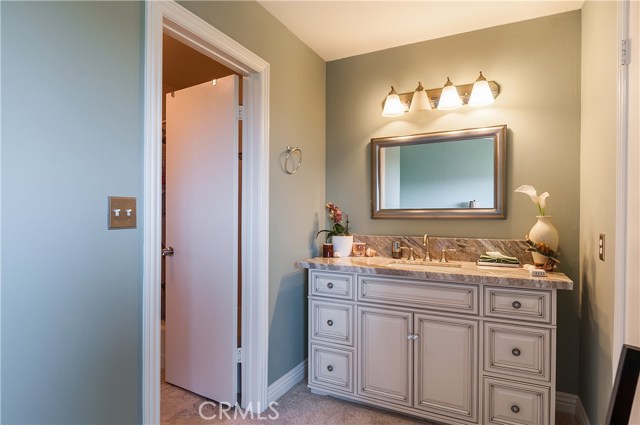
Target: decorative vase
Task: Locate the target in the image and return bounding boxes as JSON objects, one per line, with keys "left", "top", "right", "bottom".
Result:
{"left": 528, "top": 216, "right": 559, "bottom": 268}
{"left": 332, "top": 235, "right": 354, "bottom": 257}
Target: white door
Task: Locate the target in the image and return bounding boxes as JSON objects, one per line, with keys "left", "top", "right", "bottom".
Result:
{"left": 165, "top": 75, "right": 239, "bottom": 404}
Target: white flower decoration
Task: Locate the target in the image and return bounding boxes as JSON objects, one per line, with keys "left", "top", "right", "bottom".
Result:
{"left": 515, "top": 185, "right": 550, "bottom": 216}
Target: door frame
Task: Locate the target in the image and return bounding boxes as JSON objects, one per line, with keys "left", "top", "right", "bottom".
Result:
{"left": 143, "top": 2, "right": 270, "bottom": 423}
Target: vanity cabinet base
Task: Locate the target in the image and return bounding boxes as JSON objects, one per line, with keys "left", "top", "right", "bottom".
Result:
{"left": 307, "top": 269, "right": 559, "bottom": 425}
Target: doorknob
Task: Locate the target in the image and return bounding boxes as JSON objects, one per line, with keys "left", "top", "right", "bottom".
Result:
{"left": 162, "top": 247, "right": 174, "bottom": 257}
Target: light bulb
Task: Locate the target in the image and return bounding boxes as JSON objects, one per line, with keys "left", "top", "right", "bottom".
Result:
{"left": 468, "top": 72, "right": 495, "bottom": 106}
{"left": 437, "top": 78, "right": 462, "bottom": 110}
{"left": 382, "top": 86, "right": 404, "bottom": 117}
{"left": 409, "top": 82, "right": 431, "bottom": 112}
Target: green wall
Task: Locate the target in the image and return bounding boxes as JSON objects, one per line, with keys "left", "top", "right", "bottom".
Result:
{"left": 326, "top": 12, "right": 581, "bottom": 394}
{"left": 579, "top": 1, "right": 618, "bottom": 423}
{"left": 2, "top": 2, "right": 143, "bottom": 423}
{"left": 2, "top": 1, "right": 325, "bottom": 423}
{"left": 178, "top": 0, "right": 326, "bottom": 386}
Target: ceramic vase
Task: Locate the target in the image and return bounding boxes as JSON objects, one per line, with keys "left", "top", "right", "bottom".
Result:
{"left": 332, "top": 235, "right": 354, "bottom": 257}
{"left": 528, "top": 216, "right": 559, "bottom": 268}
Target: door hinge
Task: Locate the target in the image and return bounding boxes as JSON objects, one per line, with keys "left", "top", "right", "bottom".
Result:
{"left": 237, "top": 105, "right": 244, "bottom": 121}
{"left": 621, "top": 39, "right": 631, "bottom": 65}
{"left": 236, "top": 347, "right": 243, "bottom": 363}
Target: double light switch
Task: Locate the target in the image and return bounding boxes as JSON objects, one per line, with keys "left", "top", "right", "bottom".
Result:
{"left": 109, "top": 196, "right": 137, "bottom": 229}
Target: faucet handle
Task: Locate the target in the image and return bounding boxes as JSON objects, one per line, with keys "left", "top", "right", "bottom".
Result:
{"left": 440, "top": 248, "right": 457, "bottom": 263}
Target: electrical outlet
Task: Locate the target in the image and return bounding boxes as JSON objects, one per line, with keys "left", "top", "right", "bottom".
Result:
{"left": 109, "top": 197, "right": 137, "bottom": 229}
{"left": 599, "top": 234, "right": 605, "bottom": 261}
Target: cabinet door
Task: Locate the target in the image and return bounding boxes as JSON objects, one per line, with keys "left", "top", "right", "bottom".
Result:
{"left": 414, "top": 313, "right": 478, "bottom": 422}
{"left": 358, "top": 307, "right": 413, "bottom": 406}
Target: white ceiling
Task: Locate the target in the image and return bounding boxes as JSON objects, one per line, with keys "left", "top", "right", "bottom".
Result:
{"left": 258, "top": 1, "right": 585, "bottom": 61}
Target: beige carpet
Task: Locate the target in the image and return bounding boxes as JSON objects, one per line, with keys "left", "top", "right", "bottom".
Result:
{"left": 162, "top": 377, "right": 577, "bottom": 425}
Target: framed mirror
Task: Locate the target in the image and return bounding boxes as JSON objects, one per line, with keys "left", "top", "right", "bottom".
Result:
{"left": 371, "top": 125, "right": 507, "bottom": 219}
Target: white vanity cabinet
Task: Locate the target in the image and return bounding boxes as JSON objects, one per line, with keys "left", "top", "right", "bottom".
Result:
{"left": 307, "top": 267, "right": 563, "bottom": 425}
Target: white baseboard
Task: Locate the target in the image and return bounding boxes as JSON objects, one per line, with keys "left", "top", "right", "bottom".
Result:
{"left": 557, "top": 391, "right": 579, "bottom": 414}
{"left": 575, "top": 397, "right": 590, "bottom": 425}
{"left": 556, "top": 392, "right": 590, "bottom": 425}
{"left": 267, "top": 359, "right": 307, "bottom": 404}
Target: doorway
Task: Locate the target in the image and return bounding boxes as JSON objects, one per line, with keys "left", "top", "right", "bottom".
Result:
{"left": 143, "top": 3, "right": 270, "bottom": 423}
{"left": 162, "top": 35, "right": 241, "bottom": 414}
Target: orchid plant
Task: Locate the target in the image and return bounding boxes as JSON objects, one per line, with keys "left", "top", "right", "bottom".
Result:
{"left": 514, "top": 185, "right": 550, "bottom": 216}
{"left": 316, "top": 202, "right": 351, "bottom": 241}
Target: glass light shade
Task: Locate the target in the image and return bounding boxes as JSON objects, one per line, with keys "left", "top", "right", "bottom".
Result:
{"left": 382, "top": 86, "right": 404, "bottom": 117}
{"left": 468, "top": 72, "right": 495, "bottom": 106}
{"left": 437, "top": 78, "right": 462, "bottom": 110}
{"left": 409, "top": 82, "right": 431, "bottom": 112}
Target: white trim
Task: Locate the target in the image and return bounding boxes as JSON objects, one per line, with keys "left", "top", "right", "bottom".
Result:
{"left": 576, "top": 397, "right": 591, "bottom": 425}
{"left": 267, "top": 359, "right": 307, "bottom": 404}
{"left": 556, "top": 392, "right": 591, "bottom": 425}
{"left": 143, "top": 1, "right": 270, "bottom": 423}
{"left": 556, "top": 391, "right": 579, "bottom": 414}
{"left": 613, "top": 0, "right": 630, "bottom": 379}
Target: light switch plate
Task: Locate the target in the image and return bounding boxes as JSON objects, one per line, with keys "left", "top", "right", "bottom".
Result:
{"left": 599, "top": 233, "right": 605, "bottom": 261}
{"left": 109, "top": 196, "right": 137, "bottom": 229}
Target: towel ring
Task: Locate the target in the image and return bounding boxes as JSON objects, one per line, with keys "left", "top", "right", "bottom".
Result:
{"left": 285, "top": 146, "right": 302, "bottom": 174}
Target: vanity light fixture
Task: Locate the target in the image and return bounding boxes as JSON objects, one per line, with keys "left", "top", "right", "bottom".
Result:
{"left": 468, "top": 72, "right": 495, "bottom": 106}
{"left": 409, "top": 82, "right": 431, "bottom": 112}
{"left": 437, "top": 77, "right": 463, "bottom": 110}
{"left": 380, "top": 74, "right": 500, "bottom": 116}
{"left": 382, "top": 86, "right": 404, "bottom": 117}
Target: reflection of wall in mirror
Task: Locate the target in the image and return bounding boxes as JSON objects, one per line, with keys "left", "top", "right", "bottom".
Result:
{"left": 387, "top": 138, "right": 494, "bottom": 209}
{"left": 380, "top": 147, "right": 401, "bottom": 208}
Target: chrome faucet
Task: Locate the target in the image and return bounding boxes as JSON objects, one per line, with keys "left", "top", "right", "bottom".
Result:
{"left": 422, "top": 234, "right": 432, "bottom": 262}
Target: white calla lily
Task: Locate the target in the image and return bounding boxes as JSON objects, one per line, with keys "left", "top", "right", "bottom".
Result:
{"left": 515, "top": 185, "right": 549, "bottom": 216}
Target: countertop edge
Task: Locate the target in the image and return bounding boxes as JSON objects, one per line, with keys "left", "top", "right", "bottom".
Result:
{"left": 297, "top": 258, "right": 574, "bottom": 291}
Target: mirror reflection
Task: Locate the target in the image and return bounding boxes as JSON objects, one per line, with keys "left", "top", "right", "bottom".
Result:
{"left": 371, "top": 125, "right": 507, "bottom": 218}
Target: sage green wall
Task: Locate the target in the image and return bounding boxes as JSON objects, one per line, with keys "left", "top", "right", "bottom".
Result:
{"left": 327, "top": 12, "right": 581, "bottom": 394}
{"left": 2, "top": 2, "right": 143, "bottom": 423}
{"left": 579, "top": 1, "right": 618, "bottom": 423}
{"left": 179, "top": 1, "right": 326, "bottom": 385}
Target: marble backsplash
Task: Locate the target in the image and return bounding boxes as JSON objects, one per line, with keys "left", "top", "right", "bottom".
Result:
{"left": 353, "top": 235, "right": 532, "bottom": 265}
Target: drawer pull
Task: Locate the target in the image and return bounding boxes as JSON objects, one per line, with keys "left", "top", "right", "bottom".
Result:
{"left": 512, "top": 348, "right": 521, "bottom": 357}
{"left": 511, "top": 404, "right": 520, "bottom": 414}
{"left": 327, "top": 365, "right": 334, "bottom": 372}
{"left": 327, "top": 320, "right": 334, "bottom": 326}
{"left": 512, "top": 301, "right": 522, "bottom": 309}
{"left": 327, "top": 282, "right": 334, "bottom": 289}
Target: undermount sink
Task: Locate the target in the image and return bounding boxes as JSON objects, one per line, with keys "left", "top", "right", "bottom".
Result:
{"left": 384, "top": 260, "right": 462, "bottom": 270}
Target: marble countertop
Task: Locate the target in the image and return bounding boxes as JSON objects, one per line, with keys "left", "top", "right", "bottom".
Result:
{"left": 297, "top": 256, "right": 573, "bottom": 290}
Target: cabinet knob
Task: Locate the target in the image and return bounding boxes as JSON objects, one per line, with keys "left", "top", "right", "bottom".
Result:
{"left": 512, "top": 300, "right": 522, "bottom": 309}
{"left": 327, "top": 282, "right": 334, "bottom": 289}
{"left": 511, "top": 404, "right": 520, "bottom": 414}
{"left": 327, "top": 320, "right": 334, "bottom": 326}
{"left": 327, "top": 365, "right": 334, "bottom": 372}
{"left": 407, "top": 333, "right": 413, "bottom": 340}
{"left": 512, "top": 348, "right": 521, "bottom": 357}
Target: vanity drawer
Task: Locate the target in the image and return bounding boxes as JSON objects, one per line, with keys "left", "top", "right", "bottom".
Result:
{"left": 484, "top": 287, "right": 553, "bottom": 324}
{"left": 310, "top": 344, "right": 354, "bottom": 394}
{"left": 484, "top": 377, "right": 550, "bottom": 425}
{"left": 310, "top": 300, "right": 354, "bottom": 346}
{"left": 358, "top": 275, "right": 478, "bottom": 314}
{"left": 310, "top": 271, "right": 354, "bottom": 300}
{"left": 484, "top": 322, "right": 551, "bottom": 382}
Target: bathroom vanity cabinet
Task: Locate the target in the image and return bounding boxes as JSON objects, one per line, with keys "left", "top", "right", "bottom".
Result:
{"left": 301, "top": 259, "right": 573, "bottom": 425}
